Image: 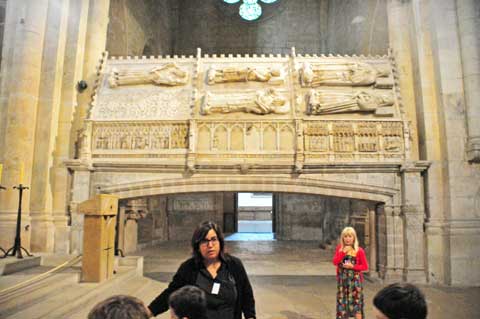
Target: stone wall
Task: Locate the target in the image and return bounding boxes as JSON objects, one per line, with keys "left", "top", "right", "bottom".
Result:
{"left": 105, "top": 0, "right": 389, "bottom": 56}
{"left": 138, "top": 193, "right": 224, "bottom": 243}
{"left": 275, "top": 193, "right": 371, "bottom": 242}
{"left": 106, "top": 0, "right": 177, "bottom": 56}
{"left": 326, "top": 0, "right": 389, "bottom": 55}
{"left": 238, "top": 206, "right": 272, "bottom": 221}
{"left": 174, "top": 0, "right": 325, "bottom": 55}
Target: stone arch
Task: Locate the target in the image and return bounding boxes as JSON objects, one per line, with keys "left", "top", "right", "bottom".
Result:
{"left": 98, "top": 175, "right": 398, "bottom": 203}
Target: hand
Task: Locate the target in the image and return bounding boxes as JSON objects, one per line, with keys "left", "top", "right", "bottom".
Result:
{"left": 342, "top": 262, "right": 354, "bottom": 269}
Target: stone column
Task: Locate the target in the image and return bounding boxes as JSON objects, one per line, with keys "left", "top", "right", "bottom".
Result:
{"left": 123, "top": 198, "right": 148, "bottom": 253}
{"left": 387, "top": 0, "right": 420, "bottom": 159}
{"left": 0, "top": 0, "right": 50, "bottom": 249}
{"left": 368, "top": 207, "right": 377, "bottom": 276}
{"left": 72, "top": 0, "right": 110, "bottom": 136}
{"left": 401, "top": 163, "right": 428, "bottom": 283}
{"left": 51, "top": 0, "right": 90, "bottom": 253}
{"left": 69, "top": 167, "right": 92, "bottom": 254}
{"left": 456, "top": 0, "right": 480, "bottom": 162}
{"left": 383, "top": 204, "right": 404, "bottom": 281}
{"left": 29, "top": 0, "right": 70, "bottom": 253}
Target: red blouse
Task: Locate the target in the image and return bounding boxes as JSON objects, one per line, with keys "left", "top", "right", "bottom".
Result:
{"left": 332, "top": 244, "right": 368, "bottom": 281}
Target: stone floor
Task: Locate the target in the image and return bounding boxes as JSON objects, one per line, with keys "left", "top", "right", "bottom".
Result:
{"left": 139, "top": 238, "right": 480, "bottom": 318}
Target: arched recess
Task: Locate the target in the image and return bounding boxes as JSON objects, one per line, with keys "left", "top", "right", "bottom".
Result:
{"left": 100, "top": 175, "right": 399, "bottom": 279}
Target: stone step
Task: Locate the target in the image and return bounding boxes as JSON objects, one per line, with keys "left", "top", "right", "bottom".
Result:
{"left": 39, "top": 267, "right": 138, "bottom": 318}
{"left": 0, "top": 271, "right": 80, "bottom": 318}
{"left": 0, "top": 256, "right": 42, "bottom": 276}
{"left": 62, "top": 268, "right": 151, "bottom": 318}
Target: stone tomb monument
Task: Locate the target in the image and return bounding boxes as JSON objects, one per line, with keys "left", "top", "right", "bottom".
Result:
{"left": 66, "top": 48, "right": 429, "bottom": 282}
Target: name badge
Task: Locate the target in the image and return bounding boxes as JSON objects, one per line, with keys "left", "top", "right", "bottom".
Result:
{"left": 211, "top": 282, "right": 220, "bottom": 295}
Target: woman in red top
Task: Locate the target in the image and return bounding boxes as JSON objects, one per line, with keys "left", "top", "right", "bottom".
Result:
{"left": 332, "top": 227, "right": 368, "bottom": 319}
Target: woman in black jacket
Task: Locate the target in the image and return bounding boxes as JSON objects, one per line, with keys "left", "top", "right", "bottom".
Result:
{"left": 148, "top": 221, "right": 256, "bottom": 319}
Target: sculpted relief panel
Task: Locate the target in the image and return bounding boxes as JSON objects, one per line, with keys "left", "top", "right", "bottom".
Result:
{"left": 207, "top": 66, "right": 285, "bottom": 85}
{"left": 299, "top": 61, "right": 393, "bottom": 88}
{"left": 92, "top": 122, "right": 188, "bottom": 151}
{"left": 307, "top": 90, "right": 395, "bottom": 116}
{"left": 303, "top": 120, "right": 404, "bottom": 159}
{"left": 108, "top": 63, "right": 188, "bottom": 88}
{"left": 202, "top": 89, "right": 290, "bottom": 115}
{"left": 92, "top": 90, "right": 191, "bottom": 120}
{"left": 83, "top": 53, "right": 406, "bottom": 163}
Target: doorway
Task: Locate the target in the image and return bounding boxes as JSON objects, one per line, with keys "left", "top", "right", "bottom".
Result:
{"left": 226, "top": 192, "right": 275, "bottom": 241}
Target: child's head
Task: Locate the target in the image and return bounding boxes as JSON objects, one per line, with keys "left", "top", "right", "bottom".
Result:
{"left": 340, "top": 226, "right": 359, "bottom": 251}
{"left": 373, "top": 283, "right": 427, "bottom": 319}
{"left": 169, "top": 285, "right": 207, "bottom": 319}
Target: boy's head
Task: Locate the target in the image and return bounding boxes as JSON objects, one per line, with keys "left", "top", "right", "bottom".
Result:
{"left": 373, "top": 283, "right": 427, "bottom": 319}
{"left": 88, "top": 295, "right": 150, "bottom": 319}
{"left": 169, "top": 285, "right": 207, "bottom": 319}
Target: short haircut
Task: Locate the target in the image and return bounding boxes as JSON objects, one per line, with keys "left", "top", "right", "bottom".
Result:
{"left": 169, "top": 285, "right": 207, "bottom": 319}
{"left": 373, "top": 283, "right": 427, "bottom": 319}
{"left": 191, "top": 221, "right": 225, "bottom": 264}
{"left": 88, "top": 295, "right": 149, "bottom": 319}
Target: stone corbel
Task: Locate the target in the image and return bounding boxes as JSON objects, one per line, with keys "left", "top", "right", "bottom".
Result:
{"left": 467, "top": 136, "right": 480, "bottom": 163}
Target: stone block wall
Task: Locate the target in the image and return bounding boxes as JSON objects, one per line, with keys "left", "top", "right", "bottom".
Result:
{"left": 238, "top": 206, "right": 272, "bottom": 221}
{"left": 107, "top": 0, "right": 177, "bottom": 56}
{"left": 326, "top": 0, "right": 389, "bottom": 55}
{"left": 275, "top": 193, "right": 371, "bottom": 242}
{"left": 105, "top": 0, "right": 389, "bottom": 57}
{"left": 138, "top": 192, "right": 224, "bottom": 243}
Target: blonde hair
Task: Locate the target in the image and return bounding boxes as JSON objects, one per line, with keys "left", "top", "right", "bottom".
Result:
{"left": 340, "top": 226, "right": 359, "bottom": 252}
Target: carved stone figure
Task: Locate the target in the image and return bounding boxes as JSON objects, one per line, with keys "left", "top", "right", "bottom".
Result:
{"left": 207, "top": 66, "right": 284, "bottom": 85}
{"left": 108, "top": 63, "right": 188, "bottom": 88}
{"left": 308, "top": 90, "right": 395, "bottom": 116}
{"left": 300, "top": 61, "right": 392, "bottom": 87}
{"left": 202, "top": 89, "right": 290, "bottom": 115}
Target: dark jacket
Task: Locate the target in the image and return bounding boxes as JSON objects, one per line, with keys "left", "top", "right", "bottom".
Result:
{"left": 148, "top": 254, "right": 256, "bottom": 319}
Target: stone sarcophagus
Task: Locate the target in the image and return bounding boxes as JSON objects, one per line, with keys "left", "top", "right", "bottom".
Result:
{"left": 80, "top": 48, "right": 408, "bottom": 172}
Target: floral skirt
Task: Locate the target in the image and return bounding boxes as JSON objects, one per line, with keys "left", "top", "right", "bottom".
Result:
{"left": 336, "top": 269, "right": 364, "bottom": 319}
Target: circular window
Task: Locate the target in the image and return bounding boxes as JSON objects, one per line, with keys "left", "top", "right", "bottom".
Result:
{"left": 222, "top": 0, "right": 281, "bottom": 21}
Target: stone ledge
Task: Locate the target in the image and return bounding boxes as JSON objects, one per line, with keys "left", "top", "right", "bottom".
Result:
{"left": 0, "top": 256, "right": 41, "bottom": 275}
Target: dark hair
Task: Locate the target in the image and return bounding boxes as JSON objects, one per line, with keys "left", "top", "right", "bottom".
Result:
{"left": 169, "top": 285, "right": 207, "bottom": 319}
{"left": 88, "top": 295, "right": 149, "bottom": 319}
{"left": 191, "top": 221, "right": 225, "bottom": 264}
{"left": 373, "top": 283, "right": 427, "bottom": 319}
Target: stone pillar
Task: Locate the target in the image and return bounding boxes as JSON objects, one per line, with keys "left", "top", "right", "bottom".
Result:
{"left": 72, "top": 0, "right": 110, "bottom": 136}
{"left": 0, "top": 0, "right": 50, "bottom": 249}
{"left": 122, "top": 198, "right": 147, "bottom": 253}
{"left": 69, "top": 167, "right": 92, "bottom": 254}
{"left": 368, "top": 207, "right": 377, "bottom": 276}
{"left": 401, "top": 163, "right": 428, "bottom": 283}
{"left": 456, "top": 0, "right": 480, "bottom": 162}
{"left": 51, "top": 0, "right": 90, "bottom": 253}
{"left": 387, "top": 0, "right": 420, "bottom": 159}
{"left": 29, "top": 0, "right": 70, "bottom": 253}
{"left": 383, "top": 204, "right": 404, "bottom": 281}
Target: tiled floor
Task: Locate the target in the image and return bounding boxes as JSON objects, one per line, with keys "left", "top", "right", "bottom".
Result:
{"left": 139, "top": 239, "right": 480, "bottom": 318}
